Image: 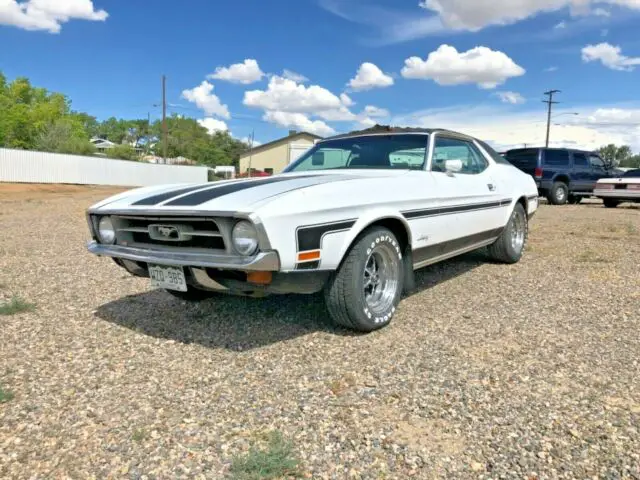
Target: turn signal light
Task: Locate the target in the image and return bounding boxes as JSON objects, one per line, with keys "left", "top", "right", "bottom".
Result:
{"left": 247, "top": 271, "right": 273, "bottom": 285}
{"left": 297, "top": 250, "right": 321, "bottom": 262}
{"left": 598, "top": 184, "right": 615, "bottom": 190}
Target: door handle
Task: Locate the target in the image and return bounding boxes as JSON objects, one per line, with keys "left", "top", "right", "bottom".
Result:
{"left": 488, "top": 183, "right": 496, "bottom": 191}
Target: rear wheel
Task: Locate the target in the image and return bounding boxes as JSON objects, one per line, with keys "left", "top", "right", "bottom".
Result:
{"left": 547, "top": 182, "right": 569, "bottom": 205}
{"left": 603, "top": 198, "right": 620, "bottom": 209}
{"left": 165, "top": 287, "right": 216, "bottom": 302}
{"left": 487, "top": 203, "right": 528, "bottom": 264}
{"left": 568, "top": 195, "right": 582, "bottom": 204}
{"left": 324, "top": 227, "right": 404, "bottom": 332}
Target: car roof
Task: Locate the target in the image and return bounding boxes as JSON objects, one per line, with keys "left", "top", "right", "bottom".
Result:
{"left": 505, "top": 146, "right": 596, "bottom": 154}
{"left": 320, "top": 124, "right": 475, "bottom": 142}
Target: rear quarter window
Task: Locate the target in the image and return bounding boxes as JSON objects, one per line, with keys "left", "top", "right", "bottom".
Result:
{"left": 543, "top": 150, "right": 570, "bottom": 166}
{"left": 505, "top": 149, "right": 539, "bottom": 168}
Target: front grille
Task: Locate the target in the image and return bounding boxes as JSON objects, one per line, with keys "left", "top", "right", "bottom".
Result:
{"left": 113, "top": 216, "right": 226, "bottom": 251}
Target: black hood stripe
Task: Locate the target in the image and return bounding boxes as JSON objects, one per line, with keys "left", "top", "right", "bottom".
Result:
{"left": 163, "top": 175, "right": 315, "bottom": 206}
{"left": 132, "top": 185, "right": 208, "bottom": 206}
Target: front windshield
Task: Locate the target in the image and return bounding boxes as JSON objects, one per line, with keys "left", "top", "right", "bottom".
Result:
{"left": 283, "top": 134, "right": 428, "bottom": 172}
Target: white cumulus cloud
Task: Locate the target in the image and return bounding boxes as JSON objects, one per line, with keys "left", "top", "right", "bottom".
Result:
{"left": 208, "top": 59, "right": 265, "bottom": 85}
{"left": 182, "top": 81, "right": 230, "bottom": 119}
{"left": 263, "top": 111, "right": 336, "bottom": 137}
{"left": 340, "top": 93, "right": 355, "bottom": 107}
{"left": 363, "top": 105, "right": 390, "bottom": 117}
{"left": 418, "top": 0, "right": 640, "bottom": 31}
{"left": 495, "top": 91, "right": 526, "bottom": 104}
{"left": 401, "top": 44, "right": 525, "bottom": 89}
{"left": 244, "top": 75, "right": 343, "bottom": 113}
{"left": 197, "top": 118, "right": 229, "bottom": 135}
{"left": 281, "top": 69, "right": 309, "bottom": 83}
{"left": 0, "top": 0, "right": 108, "bottom": 33}
{"left": 582, "top": 42, "right": 640, "bottom": 71}
{"left": 348, "top": 62, "right": 394, "bottom": 91}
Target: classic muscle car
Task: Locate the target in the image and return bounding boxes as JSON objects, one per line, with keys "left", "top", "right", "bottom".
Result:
{"left": 86, "top": 126, "right": 539, "bottom": 332}
{"left": 593, "top": 168, "right": 640, "bottom": 208}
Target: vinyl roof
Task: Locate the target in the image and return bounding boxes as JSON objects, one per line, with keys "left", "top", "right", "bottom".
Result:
{"left": 321, "top": 124, "right": 473, "bottom": 141}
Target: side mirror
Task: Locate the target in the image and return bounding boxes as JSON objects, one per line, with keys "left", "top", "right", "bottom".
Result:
{"left": 312, "top": 152, "right": 325, "bottom": 166}
{"left": 444, "top": 159, "right": 463, "bottom": 173}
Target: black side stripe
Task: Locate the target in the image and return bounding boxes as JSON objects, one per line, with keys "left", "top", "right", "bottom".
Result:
{"left": 402, "top": 199, "right": 511, "bottom": 220}
{"left": 132, "top": 185, "right": 208, "bottom": 206}
{"left": 296, "top": 220, "right": 356, "bottom": 252}
{"left": 163, "top": 176, "right": 313, "bottom": 206}
{"left": 413, "top": 227, "right": 503, "bottom": 265}
{"left": 295, "top": 260, "right": 320, "bottom": 270}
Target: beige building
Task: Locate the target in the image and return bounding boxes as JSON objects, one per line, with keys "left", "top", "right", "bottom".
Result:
{"left": 239, "top": 131, "right": 322, "bottom": 175}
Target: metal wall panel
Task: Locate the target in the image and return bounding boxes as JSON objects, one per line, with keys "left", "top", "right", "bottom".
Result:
{"left": 0, "top": 148, "right": 209, "bottom": 186}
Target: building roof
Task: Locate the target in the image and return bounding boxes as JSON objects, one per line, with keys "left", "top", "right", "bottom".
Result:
{"left": 239, "top": 131, "right": 322, "bottom": 159}
{"left": 321, "top": 124, "right": 471, "bottom": 142}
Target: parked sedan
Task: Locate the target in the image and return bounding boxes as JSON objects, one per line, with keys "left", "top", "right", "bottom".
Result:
{"left": 85, "top": 126, "right": 539, "bottom": 332}
{"left": 594, "top": 168, "right": 640, "bottom": 208}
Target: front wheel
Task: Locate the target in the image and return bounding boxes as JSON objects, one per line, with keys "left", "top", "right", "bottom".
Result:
{"left": 324, "top": 227, "right": 404, "bottom": 332}
{"left": 603, "top": 198, "right": 620, "bottom": 208}
{"left": 487, "top": 203, "right": 529, "bottom": 264}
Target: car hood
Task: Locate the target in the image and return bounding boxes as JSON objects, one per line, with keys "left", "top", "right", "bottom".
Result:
{"left": 89, "top": 170, "right": 409, "bottom": 214}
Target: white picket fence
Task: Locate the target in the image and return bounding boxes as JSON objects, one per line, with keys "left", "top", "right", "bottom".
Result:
{"left": 0, "top": 148, "right": 209, "bottom": 187}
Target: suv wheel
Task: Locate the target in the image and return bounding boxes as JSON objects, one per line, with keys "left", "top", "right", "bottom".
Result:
{"left": 603, "top": 198, "right": 620, "bottom": 209}
{"left": 568, "top": 195, "right": 582, "bottom": 204}
{"left": 324, "top": 227, "right": 404, "bottom": 332}
{"left": 547, "top": 182, "right": 569, "bottom": 205}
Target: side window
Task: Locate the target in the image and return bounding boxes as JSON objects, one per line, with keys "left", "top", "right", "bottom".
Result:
{"left": 389, "top": 147, "right": 427, "bottom": 169}
{"left": 573, "top": 153, "right": 588, "bottom": 166}
{"left": 431, "top": 137, "right": 488, "bottom": 174}
{"left": 544, "top": 150, "right": 570, "bottom": 166}
{"left": 589, "top": 155, "right": 605, "bottom": 168}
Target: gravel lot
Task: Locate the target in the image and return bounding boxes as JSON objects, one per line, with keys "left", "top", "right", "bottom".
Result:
{"left": 1, "top": 184, "right": 639, "bottom": 479}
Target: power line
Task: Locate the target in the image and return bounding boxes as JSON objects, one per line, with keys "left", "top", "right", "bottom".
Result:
{"left": 543, "top": 89, "right": 561, "bottom": 148}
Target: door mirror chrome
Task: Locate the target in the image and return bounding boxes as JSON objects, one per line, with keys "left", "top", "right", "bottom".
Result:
{"left": 444, "top": 159, "right": 463, "bottom": 173}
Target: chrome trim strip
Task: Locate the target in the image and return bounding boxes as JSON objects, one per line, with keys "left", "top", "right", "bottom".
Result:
{"left": 413, "top": 239, "right": 497, "bottom": 270}
{"left": 87, "top": 242, "right": 281, "bottom": 271}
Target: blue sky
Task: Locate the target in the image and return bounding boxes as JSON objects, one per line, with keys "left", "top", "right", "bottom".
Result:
{"left": 1, "top": 0, "right": 640, "bottom": 150}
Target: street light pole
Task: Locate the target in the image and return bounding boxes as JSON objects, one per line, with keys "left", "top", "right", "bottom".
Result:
{"left": 543, "top": 89, "right": 561, "bottom": 148}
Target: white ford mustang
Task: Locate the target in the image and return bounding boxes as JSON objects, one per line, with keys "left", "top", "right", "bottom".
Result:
{"left": 86, "top": 127, "right": 539, "bottom": 332}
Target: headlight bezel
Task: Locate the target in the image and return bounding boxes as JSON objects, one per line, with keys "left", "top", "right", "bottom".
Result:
{"left": 97, "top": 216, "right": 116, "bottom": 244}
{"left": 231, "top": 220, "right": 259, "bottom": 256}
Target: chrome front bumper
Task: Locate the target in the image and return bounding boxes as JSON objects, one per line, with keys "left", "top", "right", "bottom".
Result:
{"left": 87, "top": 241, "right": 281, "bottom": 271}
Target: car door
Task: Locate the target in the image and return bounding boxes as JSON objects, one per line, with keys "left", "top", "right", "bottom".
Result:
{"left": 427, "top": 135, "right": 507, "bottom": 248}
{"left": 571, "top": 152, "right": 591, "bottom": 191}
{"left": 588, "top": 154, "right": 608, "bottom": 190}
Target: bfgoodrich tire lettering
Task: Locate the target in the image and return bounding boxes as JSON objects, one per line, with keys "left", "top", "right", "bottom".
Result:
{"left": 487, "top": 203, "right": 529, "bottom": 264}
{"left": 324, "top": 227, "right": 404, "bottom": 332}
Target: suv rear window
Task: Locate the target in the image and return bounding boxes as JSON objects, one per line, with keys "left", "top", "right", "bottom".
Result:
{"left": 505, "top": 149, "right": 539, "bottom": 168}
{"left": 544, "top": 150, "right": 570, "bottom": 166}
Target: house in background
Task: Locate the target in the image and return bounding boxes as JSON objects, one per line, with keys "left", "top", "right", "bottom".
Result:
{"left": 90, "top": 137, "right": 116, "bottom": 155}
{"left": 238, "top": 130, "right": 322, "bottom": 175}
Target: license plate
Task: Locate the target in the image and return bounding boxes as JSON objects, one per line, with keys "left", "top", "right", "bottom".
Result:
{"left": 148, "top": 264, "right": 187, "bottom": 292}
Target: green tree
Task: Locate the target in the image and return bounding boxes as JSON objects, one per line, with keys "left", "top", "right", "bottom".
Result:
{"left": 36, "top": 119, "right": 96, "bottom": 155}
{"left": 620, "top": 155, "right": 640, "bottom": 168}
{"left": 107, "top": 144, "right": 139, "bottom": 161}
{"left": 597, "top": 144, "right": 633, "bottom": 167}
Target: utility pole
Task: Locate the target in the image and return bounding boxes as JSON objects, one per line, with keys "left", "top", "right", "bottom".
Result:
{"left": 543, "top": 89, "right": 561, "bottom": 148}
{"left": 247, "top": 129, "right": 254, "bottom": 178}
{"left": 162, "top": 75, "right": 168, "bottom": 164}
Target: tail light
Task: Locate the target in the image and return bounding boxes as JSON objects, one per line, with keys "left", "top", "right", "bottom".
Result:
{"left": 598, "top": 183, "right": 615, "bottom": 190}
{"left": 628, "top": 184, "right": 640, "bottom": 190}
{"left": 534, "top": 167, "right": 543, "bottom": 178}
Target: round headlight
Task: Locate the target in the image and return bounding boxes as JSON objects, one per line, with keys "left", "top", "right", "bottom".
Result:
{"left": 97, "top": 216, "right": 116, "bottom": 244}
{"left": 231, "top": 221, "right": 259, "bottom": 256}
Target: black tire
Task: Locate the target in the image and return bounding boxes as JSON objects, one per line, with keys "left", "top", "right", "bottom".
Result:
{"left": 603, "top": 198, "right": 620, "bottom": 209}
{"left": 487, "top": 203, "right": 529, "bottom": 264}
{"left": 547, "top": 182, "right": 569, "bottom": 205}
{"left": 568, "top": 195, "right": 582, "bottom": 204}
{"left": 324, "top": 227, "right": 404, "bottom": 332}
{"left": 165, "top": 287, "right": 216, "bottom": 302}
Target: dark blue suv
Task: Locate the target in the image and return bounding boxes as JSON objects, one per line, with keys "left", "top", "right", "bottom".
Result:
{"left": 504, "top": 147, "right": 616, "bottom": 205}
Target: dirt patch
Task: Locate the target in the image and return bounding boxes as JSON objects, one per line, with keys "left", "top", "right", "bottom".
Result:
{"left": 0, "top": 183, "right": 129, "bottom": 201}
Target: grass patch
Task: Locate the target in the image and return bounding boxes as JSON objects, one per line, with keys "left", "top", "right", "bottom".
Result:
{"left": 0, "top": 296, "right": 36, "bottom": 316}
{"left": 0, "top": 384, "right": 15, "bottom": 403}
{"left": 626, "top": 222, "right": 638, "bottom": 235}
{"left": 576, "top": 251, "right": 612, "bottom": 263}
{"left": 229, "top": 430, "right": 300, "bottom": 480}
{"left": 132, "top": 429, "right": 148, "bottom": 443}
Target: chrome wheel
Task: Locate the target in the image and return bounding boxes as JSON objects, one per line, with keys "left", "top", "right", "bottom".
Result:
{"left": 555, "top": 187, "right": 566, "bottom": 203}
{"left": 363, "top": 243, "right": 400, "bottom": 315}
{"left": 510, "top": 208, "right": 527, "bottom": 252}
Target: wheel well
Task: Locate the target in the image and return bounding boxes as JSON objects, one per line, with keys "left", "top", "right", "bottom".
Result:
{"left": 554, "top": 175, "right": 570, "bottom": 185}
{"left": 364, "top": 217, "right": 410, "bottom": 253}
{"left": 516, "top": 196, "right": 527, "bottom": 212}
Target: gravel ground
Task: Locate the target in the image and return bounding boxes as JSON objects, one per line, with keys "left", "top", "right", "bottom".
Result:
{"left": 1, "top": 184, "right": 639, "bottom": 479}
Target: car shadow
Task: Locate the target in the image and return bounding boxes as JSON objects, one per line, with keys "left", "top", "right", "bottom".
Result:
{"left": 94, "top": 251, "right": 486, "bottom": 351}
